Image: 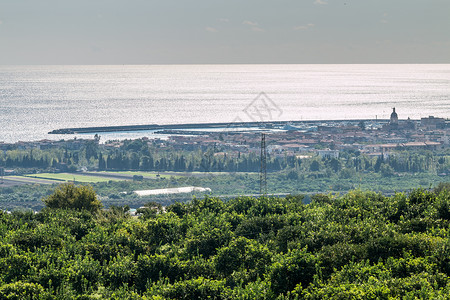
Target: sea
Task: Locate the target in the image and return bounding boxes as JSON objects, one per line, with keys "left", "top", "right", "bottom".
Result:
{"left": 0, "top": 64, "right": 449, "bottom": 143}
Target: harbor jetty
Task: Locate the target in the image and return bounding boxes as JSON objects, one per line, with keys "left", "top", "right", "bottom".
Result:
{"left": 48, "top": 119, "right": 389, "bottom": 135}
{"left": 48, "top": 121, "right": 275, "bottom": 134}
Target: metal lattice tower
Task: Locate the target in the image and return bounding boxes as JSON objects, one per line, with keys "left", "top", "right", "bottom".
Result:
{"left": 260, "top": 133, "right": 267, "bottom": 195}
{"left": 0, "top": 167, "right": 4, "bottom": 185}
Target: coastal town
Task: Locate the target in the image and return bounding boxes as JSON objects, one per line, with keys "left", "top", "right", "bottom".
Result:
{"left": 161, "top": 109, "right": 448, "bottom": 159}
{"left": 3, "top": 108, "right": 448, "bottom": 162}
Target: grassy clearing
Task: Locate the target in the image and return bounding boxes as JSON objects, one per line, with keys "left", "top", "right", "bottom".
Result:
{"left": 95, "top": 171, "right": 254, "bottom": 179}
{"left": 100, "top": 171, "right": 161, "bottom": 178}
{"left": 119, "top": 171, "right": 252, "bottom": 177}
{"left": 100, "top": 171, "right": 189, "bottom": 179}
{"left": 23, "top": 173, "right": 119, "bottom": 183}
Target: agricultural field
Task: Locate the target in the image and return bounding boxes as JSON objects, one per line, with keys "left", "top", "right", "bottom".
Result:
{"left": 23, "top": 173, "right": 119, "bottom": 183}
{"left": 1, "top": 175, "right": 57, "bottom": 186}
{"left": 96, "top": 171, "right": 182, "bottom": 179}
{"left": 97, "top": 171, "right": 231, "bottom": 178}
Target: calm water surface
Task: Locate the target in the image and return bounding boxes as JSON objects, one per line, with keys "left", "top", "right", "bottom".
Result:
{"left": 0, "top": 64, "right": 449, "bottom": 143}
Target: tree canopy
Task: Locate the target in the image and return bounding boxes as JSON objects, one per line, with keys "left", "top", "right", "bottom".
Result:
{"left": 1, "top": 184, "right": 450, "bottom": 298}
{"left": 43, "top": 183, "right": 102, "bottom": 212}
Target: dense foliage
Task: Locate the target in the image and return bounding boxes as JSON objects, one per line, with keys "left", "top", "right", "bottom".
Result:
{"left": 1, "top": 170, "right": 447, "bottom": 212}
{"left": 2, "top": 138, "right": 449, "bottom": 211}
{"left": 2, "top": 139, "right": 449, "bottom": 176}
{"left": 2, "top": 185, "right": 450, "bottom": 299}
{"left": 43, "top": 183, "right": 102, "bottom": 212}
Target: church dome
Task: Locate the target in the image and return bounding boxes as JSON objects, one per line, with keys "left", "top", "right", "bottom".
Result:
{"left": 390, "top": 108, "right": 398, "bottom": 125}
{"left": 391, "top": 108, "right": 398, "bottom": 119}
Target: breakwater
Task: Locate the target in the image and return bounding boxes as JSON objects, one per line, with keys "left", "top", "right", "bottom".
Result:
{"left": 49, "top": 121, "right": 275, "bottom": 134}
{"left": 48, "top": 119, "right": 390, "bottom": 135}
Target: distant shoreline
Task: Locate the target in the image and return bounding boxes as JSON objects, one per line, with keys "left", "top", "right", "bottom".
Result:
{"left": 49, "top": 119, "right": 396, "bottom": 135}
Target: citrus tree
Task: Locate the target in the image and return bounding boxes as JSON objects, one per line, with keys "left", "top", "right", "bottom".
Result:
{"left": 43, "top": 183, "right": 102, "bottom": 212}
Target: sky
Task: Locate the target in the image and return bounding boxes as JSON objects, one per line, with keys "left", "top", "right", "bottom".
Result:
{"left": 0, "top": 0, "right": 449, "bottom": 64}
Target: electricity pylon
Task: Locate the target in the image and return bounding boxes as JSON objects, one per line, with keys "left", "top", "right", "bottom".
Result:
{"left": 260, "top": 133, "right": 267, "bottom": 195}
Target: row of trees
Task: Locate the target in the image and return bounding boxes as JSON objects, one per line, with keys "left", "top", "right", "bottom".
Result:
{"left": 1, "top": 149, "right": 53, "bottom": 169}
{"left": 1, "top": 183, "right": 450, "bottom": 298}
{"left": 99, "top": 150, "right": 290, "bottom": 173}
{"left": 0, "top": 148, "right": 91, "bottom": 170}
{"left": 2, "top": 139, "right": 448, "bottom": 176}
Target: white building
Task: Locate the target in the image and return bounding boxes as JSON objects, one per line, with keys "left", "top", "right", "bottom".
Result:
{"left": 317, "top": 149, "right": 339, "bottom": 159}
